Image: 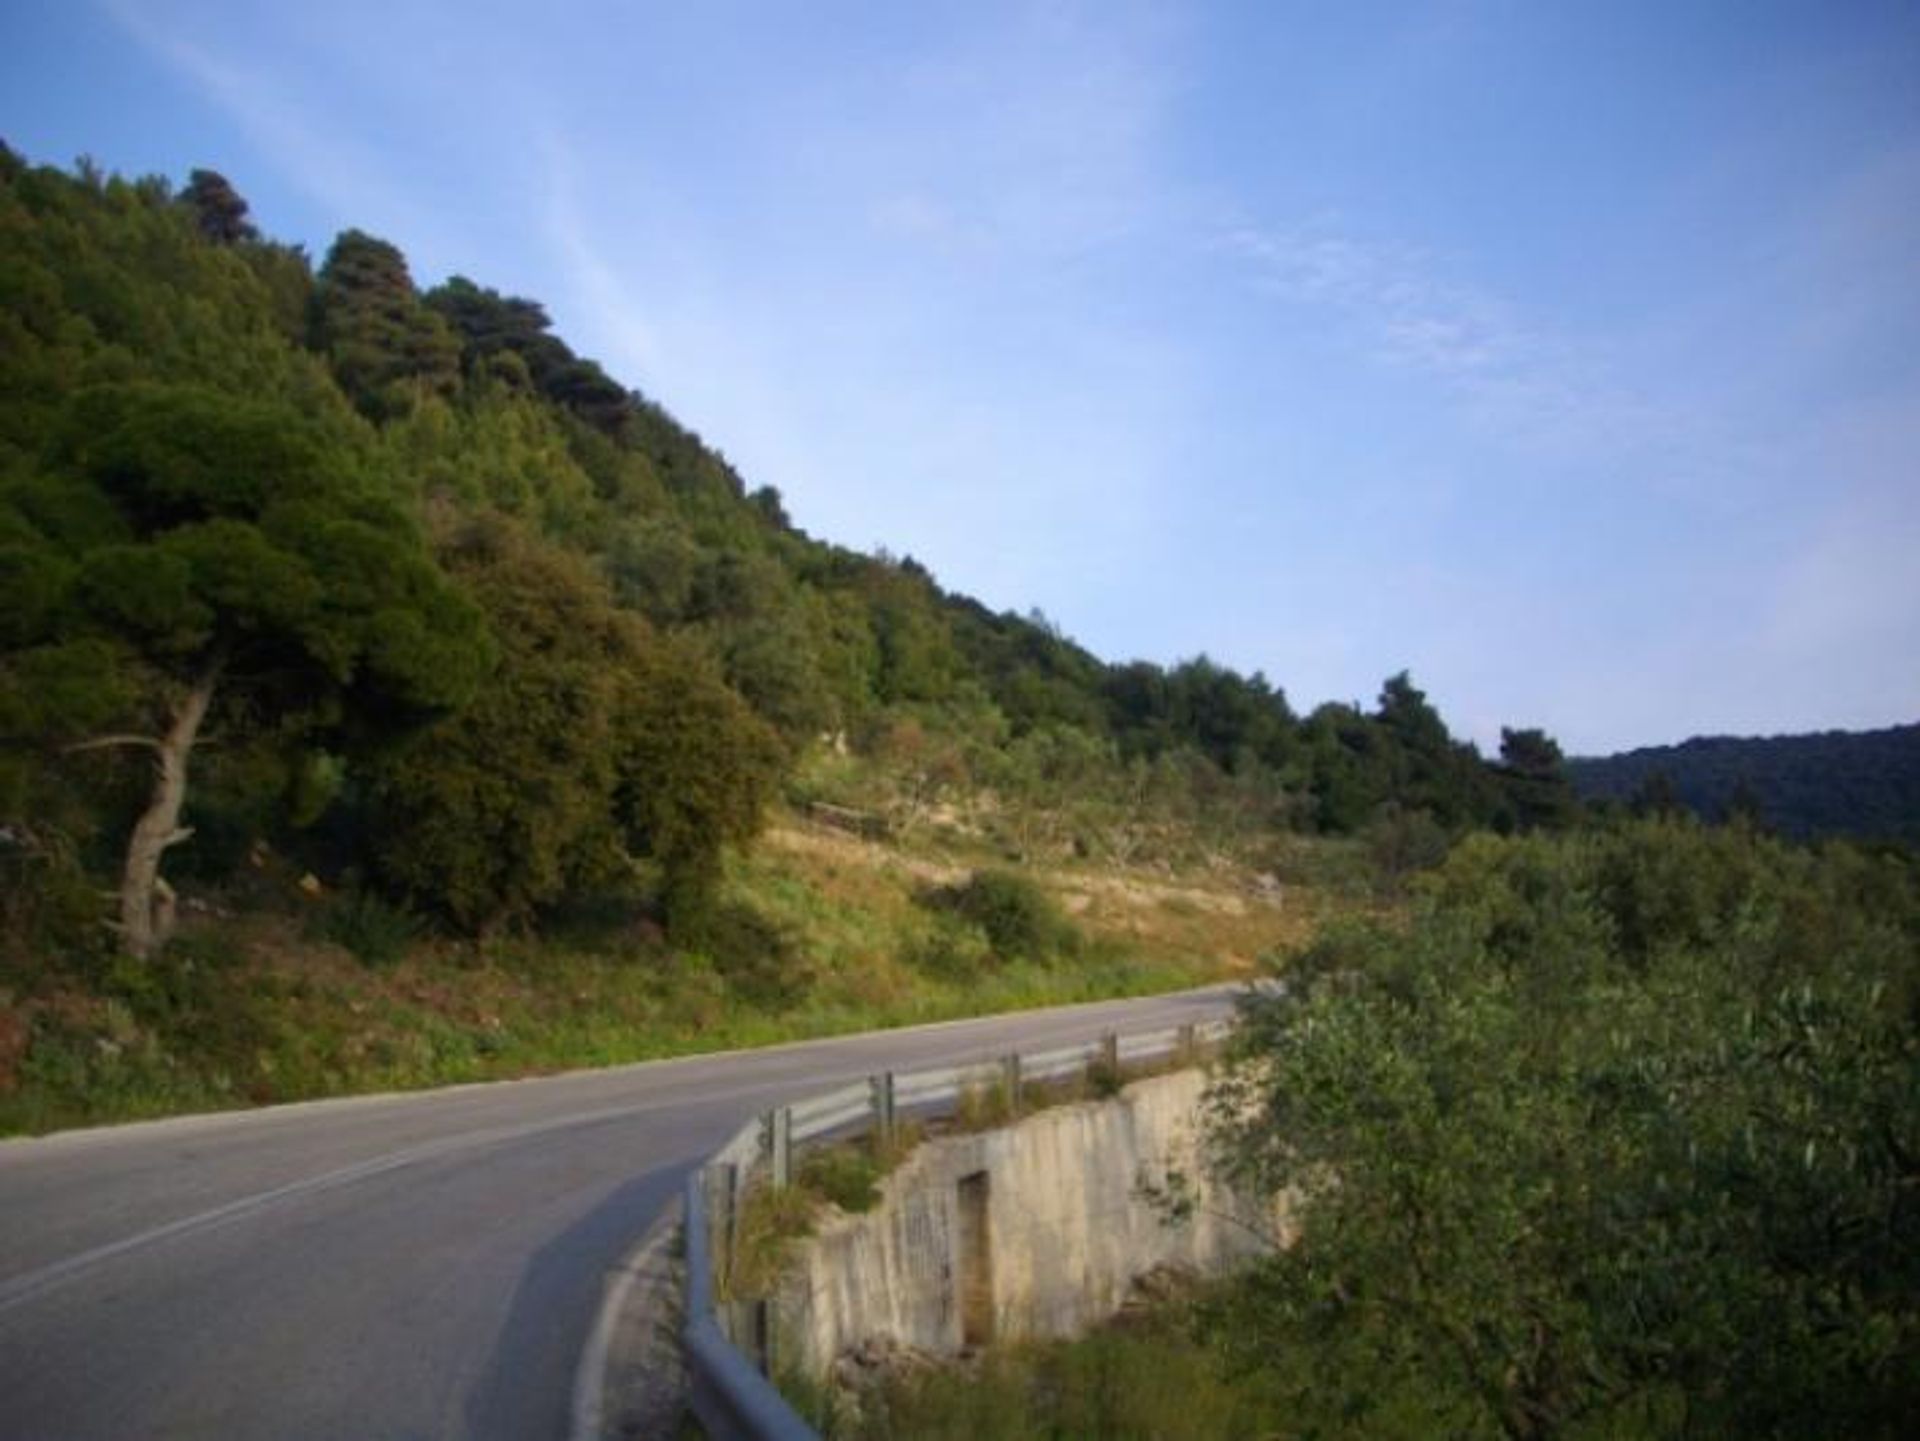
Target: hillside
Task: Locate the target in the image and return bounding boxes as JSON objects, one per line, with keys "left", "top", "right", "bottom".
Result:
{"left": 2, "top": 146, "right": 1559, "bottom": 1130}
{"left": 1568, "top": 723, "right": 1920, "bottom": 845}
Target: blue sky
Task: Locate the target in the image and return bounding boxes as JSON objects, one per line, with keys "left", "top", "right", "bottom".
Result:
{"left": 4, "top": 1, "right": 1916, "bottom": 753}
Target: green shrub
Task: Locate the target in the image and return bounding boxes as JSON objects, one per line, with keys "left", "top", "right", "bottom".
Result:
{"left": 922, "top": 869, "right": 1078, "bottom": 962}
{"left": 819, "top": 1311, "right": 1273, "bottom": 1440}
{"left": 310, "top": 890, "right": 423, "bottom": 968}
{"left": 905, "top": 914, "right": 994, "bottom": 980}
{"left": 0, "top": 827, "right": 105, "bottom": 985}
{"left": 690, "top": 900, "right": 812, "bottom": 1007}
{"left": 724, "top": 1181, "right": 819, "bottom": 1300}
{"left": 93, "top": 933, "right": 286, "bottom": 1091}
{"left": 798, "top": 1145, "right": 884, "bottom": 1213}
{"left": 1206, "top": 821, "right": 1920, "bottom": 1440}
{"left": 952, "top": 1069, "right": 1017, "bottom": 1131}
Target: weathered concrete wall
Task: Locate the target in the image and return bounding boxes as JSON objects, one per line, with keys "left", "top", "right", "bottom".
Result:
{"left": 772, "top": 1068, "right": 1281, "bottom": 1377}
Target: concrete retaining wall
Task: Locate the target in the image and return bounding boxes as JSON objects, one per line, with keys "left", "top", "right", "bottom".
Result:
{"left": 772, "top": 1068, "right": 1282, "bottom": 1377}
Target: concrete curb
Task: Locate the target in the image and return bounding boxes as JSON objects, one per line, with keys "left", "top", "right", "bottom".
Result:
{"left": 570, "top": 1196, "right": 687, "bottom": 1441}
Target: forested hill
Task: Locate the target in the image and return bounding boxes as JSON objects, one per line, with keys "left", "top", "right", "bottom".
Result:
{"left": 1, "top": 146, "right": 1574, "bottom": 968}
{"left": 1568, "top": 723, "right": 1920, "bottom": 845}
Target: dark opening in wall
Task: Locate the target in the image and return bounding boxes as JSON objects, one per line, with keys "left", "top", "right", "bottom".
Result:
{"left": 957, "top": 1169, "right": 994, "bottom": 1347}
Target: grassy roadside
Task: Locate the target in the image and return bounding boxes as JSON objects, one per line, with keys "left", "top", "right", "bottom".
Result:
{"left": 0, "top": 813, "right": 1358, "bottom": 1137}
{"left": 790, "top": 1282, "right": 1279, "bottom": 1440}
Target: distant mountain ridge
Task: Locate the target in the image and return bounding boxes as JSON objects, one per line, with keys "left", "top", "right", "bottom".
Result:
{"left": 1567, "top": 723, "right": 1920, "bottom": 845}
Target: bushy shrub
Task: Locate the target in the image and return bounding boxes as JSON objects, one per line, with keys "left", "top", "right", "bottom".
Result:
{"left": 688, "top": 900, "right": 812, "bottom": 1007}
{"left": 923, "top": 868, "right": 1078, "bottom": 962}
{"left": 310, "top": 890, "right": 422, "bottom": 968}
{"left": 99, "top": 933, "right": 286, "bottom": 1088}
{"left": 797, "top": 1145, "right": 884, "bottom": 1213}
{"left": 0, "top": 827, "right": 105, "bottom": 984}
{"left": 1206, "top": 820, "right": 1920, "bottom": 1439}
{"left": 905, "top": 914, "right": 995, "bottom": 980}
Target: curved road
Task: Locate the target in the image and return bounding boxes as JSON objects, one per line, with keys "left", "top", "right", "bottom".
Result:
{"left": 0, "top": 985, "right": 1237, "bottom": 1441}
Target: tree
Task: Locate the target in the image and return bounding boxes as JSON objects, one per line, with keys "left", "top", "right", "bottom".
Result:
{"left": 3, "top": 382, "right": 489, "bottom": 958}
{"left": 314, "top": 230, "right": 460, "bottom": 417}
{"left": 1375, "top": 669, "right": 1449, "bottom": 756}
{"left": 369, "top": 521, "right": 786, "bottom": 936}
{"left": 1302, "top": 702, "right": 1392, "bottom": 832}
{"left": 1495, "top": 725, "right": 1578, "bottom": 831}
{"left": 1628, "top": 767, "right": 1682, "bottom": 819}
{"left": 1726, "top": 774, "right": 1768, "bottom": 830}
{"left": 366, "top": 521, "right": 633, "bottom": 934}
{"left": 179, "top": 169, "right": 258, "bottom": 245}
{"left": 424, "top": 275, "right": 634, "bottom": 433}
{"left": 614, "top": 638, "right": 786, "bottom": 931}
{"left": 863, "top": 560, "right": 962, "bottom": 704}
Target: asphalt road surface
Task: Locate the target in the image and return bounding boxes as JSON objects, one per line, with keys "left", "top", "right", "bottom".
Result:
{"left": 0, "top": 984, "right": 1239, "bottom": 1441}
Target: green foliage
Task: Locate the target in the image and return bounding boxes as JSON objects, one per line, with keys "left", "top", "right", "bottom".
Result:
{"left": 724, "top": 1181, "right": 822, "bottom": 1301}
{"left": 686, "top": 899, "right": 811, "bottom": 1007}
{"left": 1569, "top": 722, "right": 1920, "bottom": 846}
{"left": 1361, "top": 802, "right": 1451, "bottom": 889}
{"left": 819, "top": 1313, "right": 1277, "bottom": 1441}
{"left": 25, "top": 380, "right": 490, "bottom": 718}
{"left": 367, "top": 520, "right": 631, "bottom": 933}
{"left": 424, "top": 274, "right": 639, "bottom": 435}
{"left": 0, "top": 823, "right": 105, "bottom": 978}
{"left": 1204, "top": 820, "right": 1920, "bottom": 1439}
{"left": 314, "top": 230, "right": 460, "bottom": 419}
{"left": 1102, "top": 654, "right": 1296, "bottom": 773}
{"left": 3, "top": 145, "right": 1606, "bottom": 994}
{"left": 796, "top": 1144, "right": 885, "bottom": 1214}
{"left": 924, "top": 868, "right": 1079, "bottom": 963}
{"left": 863, "top": 556, "right": 965, "bottom": 704}
{"left": 308, "top": 890, "right": 423, "bottom": 968}
{"left": 615, "top": 639, "right": 786, "bottom": 931}
{"left": 4, "top": 369, "right": 487, "bottom": 958}
{"left": 366, "top": 520, "right": 786, "bottom": 937}
{"left": 906, "top": 914, "right": 997, "bottom": 981}
{"left": 1495, "top": 725, "right": 1580, "bottom": 833}
{"left": 178, "top": 169, "right": 257, "bottom": 245}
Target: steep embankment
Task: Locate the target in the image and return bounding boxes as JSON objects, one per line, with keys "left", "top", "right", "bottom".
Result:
{"left": 1, "top": 802, "right": 1338, "bottom": 1135}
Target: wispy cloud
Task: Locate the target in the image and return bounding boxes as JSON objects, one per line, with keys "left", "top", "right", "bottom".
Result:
{"left": 535, "top": 139, "right": 662, "bottom": 382}
{"left": 1221, "top": 220, "right": 1528, "bottom": 365}
{"left": 99, "top": 1, "right": 441, "bottom": 259}
{"left": 841, "top": 0, "right": 1176, "bottom": 267}
{"left": 1219, "top": 216, "right": 1672, "bottom": 457}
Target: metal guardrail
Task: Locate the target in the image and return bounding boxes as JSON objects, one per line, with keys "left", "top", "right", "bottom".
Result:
{"left": 679, "top": 1018, "right": 1233, "bottom": 1440}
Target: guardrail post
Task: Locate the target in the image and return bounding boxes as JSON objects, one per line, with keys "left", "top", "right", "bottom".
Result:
{"left": 869, "top": 1071, "right": 896, "bottom": 1146}
{"left": 1177, "top": 1022, "right": 1198, "bottom": 1065}
{"left": 1101, "top": 1031, "right": 1120, "bottom": 1076}
{"left": 708, "top": 1162, "right": 739, "bottom": 1288}
{"left": 1001, "top": 1053, "right": 1023, "bottom": 1115}
{"left": 765, "top": 1106, "right": 793, "bottom": 1189}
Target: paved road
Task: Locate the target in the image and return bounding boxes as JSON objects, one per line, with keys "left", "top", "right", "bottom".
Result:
{"left": 0, "top": 985, "right": 1239, "bottom": 1441}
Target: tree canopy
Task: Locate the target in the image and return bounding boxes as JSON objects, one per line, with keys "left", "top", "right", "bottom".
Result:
{"left": 1569, "top": 724, "right": 1920, "bottom": 846}
{"left": 2, "top": 143, "right": 1609, "bottom": 962}
{"left": 1203, "top": 820, "right": 1920, "bottom": 1439}
{"left": 3, "top": 380, "right": 488, "bottom": 955}
{"left": 179, "top": 169, "right": 257, "bottom": 245}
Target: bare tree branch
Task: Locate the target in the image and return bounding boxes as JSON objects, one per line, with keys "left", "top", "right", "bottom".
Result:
{"left": 64, "top": 734, "right": 162, "bottom": 755}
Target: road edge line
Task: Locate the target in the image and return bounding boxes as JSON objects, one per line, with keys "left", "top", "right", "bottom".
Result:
{"left": 570, "top": 1193, "right": 686, "bottom": 1441}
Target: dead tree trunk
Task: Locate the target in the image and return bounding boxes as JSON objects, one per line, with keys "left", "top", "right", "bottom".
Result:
{"left": 113, "top": 658, "right": 222, "bottom": 960}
